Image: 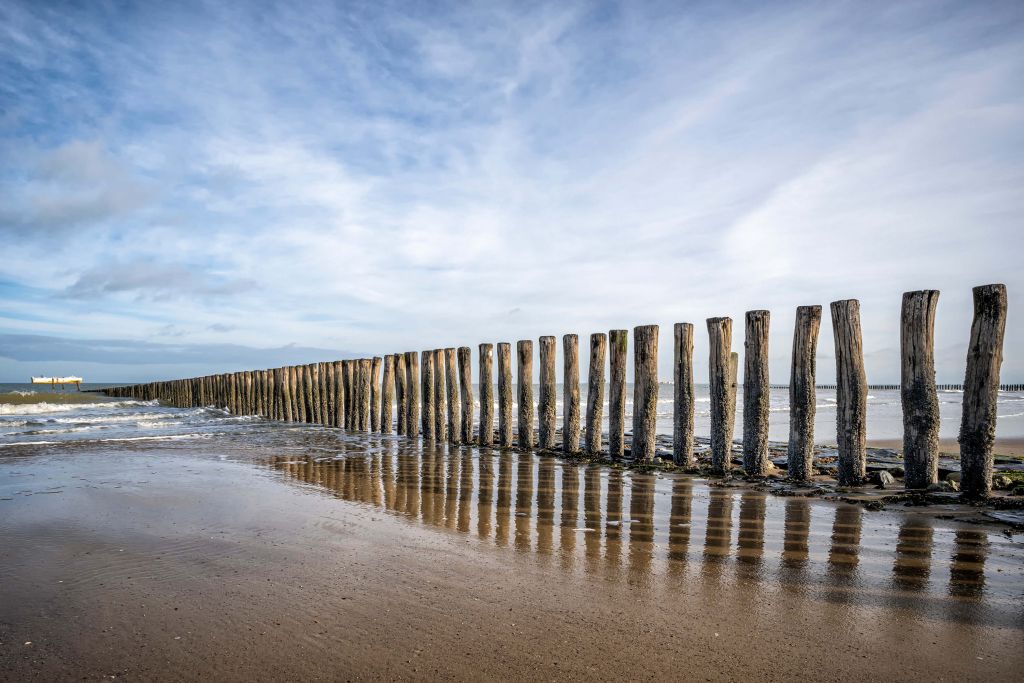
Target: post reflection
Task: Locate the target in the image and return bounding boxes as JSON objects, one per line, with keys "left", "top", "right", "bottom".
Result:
{"left": 265, "top": 449, "right": 1003, "bottom": 625}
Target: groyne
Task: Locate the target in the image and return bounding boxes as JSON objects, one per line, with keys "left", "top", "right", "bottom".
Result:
{"left": 102, "top": 285, "right": 1012, "bottom": 496}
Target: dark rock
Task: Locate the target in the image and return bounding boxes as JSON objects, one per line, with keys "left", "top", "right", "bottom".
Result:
{"left": 871, "top": 470, "right": 896, "bottom": 489}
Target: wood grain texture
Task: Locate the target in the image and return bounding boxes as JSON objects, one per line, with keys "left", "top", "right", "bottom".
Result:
{"left": 787, "top": 306, "right": 821, "bottom": 482}
{"left": 538, "top": 336, "right": 557, "bottom": 449}
{"left": 478, "top": 344, "right": 494, "bottom": 447}
{"left": 433, "top": 349, "right": 446, "bottom": 442}
{"left": 563, "top": 334, "right": 580, "bottom": 453}
{"left": 831, "top": 299, "right": 867, "bottom": 485}
{"left": 707, "top": 317, "right": 733, "bottom": 474}
{"left": 673, "top": 323, "right": 694, "bottom": 467}
{"left": 585, "top": 333, "right": 606, "bottom": 456}
{"left": 959, "top": 284, "right": 1007, "bottom": 498}
{"left": 370, "top": 357, "right": 382, "bottom": 432}
{"left": 405, "top": 352, "right": 419, "bottom": 437}
{"left": 608, "top": 329, "right": 628, "bottom": 459}
{"left": 742, "top": 311, "right": 771, "bottom": 476}
{"left": 901, "top": 291, "right": 940, "bottom": 488}
{"left": 359, "top": 359, "right": 372, "bottom": 431}
{"left": 381, "top": 355, "right": 394, "bottom": 434}
{"left": 422, "top": 350, "right": 436, "bottom": 442}
{"left": 445, "top": 347, "right": 460, "bottom": 445}
{"left": 632, "top": 325, "right": 659, "bottom": 463}
{"left": 458, "top": 346, "right": 473, "bottom": 443}
{"left": 498, "top": 343, "right": 514, "bottom": 447}
{"left": 517, "top": 340, "right": 535, "bottom": 449}
{"left": 394, "top": 353, "right": 407, "bottom": 436}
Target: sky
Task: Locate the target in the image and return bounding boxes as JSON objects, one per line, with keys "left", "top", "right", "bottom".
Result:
{"left": 1, "top": 0, "right": 1022, "bottom": 384}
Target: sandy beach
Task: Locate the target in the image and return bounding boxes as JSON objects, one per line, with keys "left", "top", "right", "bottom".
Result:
{"left": 867, "top": 437, "right": 1024, "bottom": 458}
{"left": 2, "top": 430, "right": 1022, "bottom": 681}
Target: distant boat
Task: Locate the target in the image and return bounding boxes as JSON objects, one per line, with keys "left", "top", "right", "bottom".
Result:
{"left": 31, "top": 376, "right": 84, "bottom": 389}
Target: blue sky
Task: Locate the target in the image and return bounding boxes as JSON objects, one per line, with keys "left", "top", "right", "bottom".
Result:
{"left": 1, "top": 0, "right": 1022, "bottom": 383}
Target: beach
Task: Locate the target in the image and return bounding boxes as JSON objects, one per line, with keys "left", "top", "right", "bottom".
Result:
{"left": 2, "top": 392, "right": 1023, "bottom": 681}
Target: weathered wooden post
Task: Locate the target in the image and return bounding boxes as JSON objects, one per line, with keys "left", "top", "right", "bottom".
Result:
{"left": 517, "top": 340, "right": 534, "bottom": 448}
{"left": 432, "top": 349, "right": 446, "bottom": 441}
{"left": 321, "top": 362, "right": 331, "bottom": 425}
{"left": 498, "top": 343, "right": 513, "bottom": 447}
{"left": 743, "top": 311, "right": 771, "bottom": 476}
{"left": 422, "top": 351, "right": 435, "bottom": 441}
{"left": 359, "top": 358, "right": 372, "bottom": 431}
{"left": 445, "top": 347, "right": 460, "bottom": 444}
{"left": 585, "top": 333, "right": 606, "bottom": 455}
{"left": 787, "top": 306, "right": 821, "bottom": 481}
{"left": 311, "top": 363, "right": 322, "bottom": 423}
{"left": 381, "top": 355, "right": 394, "bottom": 434}
{"left": 289, "top": 366, "right": 300, "bottom": 422}
{"left": 563, "top": 334, "right": 580, "bottom": 453}
{"left": 673, "top": 323, "right": 695, "bottom": 467}
{"left": 632, "top": 325, "right": 659, "bottom": 463}
{"left": 370, "top": 356, "right": 382, "bottom": 432}
{"left": 707, "top": 317, "right": 734, "bottom": 474}
{"left": 901, "top": 291, "right": 940, "bottom": 488}
{"left": 281, "top": 368, "right": 293, "bottom": 421}
{"left": 343, "top": 361, "right": 355, "bottom": 429}
{"left": 458, "top": 346, "right": 473, "bottom": 443}
{"left": 333, "top": 361, "right": 344, "bottom": 427}
{"left": 538, "top": 336, "right": 557, "bottom": 449}
{"left": 395, "top": 353, "right": 407, "bottom": 436}
{"left": 405, "top": 351, "right": 419, "bottom": 437}
{"left": 831, "top": 300, "right": 868, "bottom": 485}
{"left": 960, "top": 284, "right": 1008, "bottom": 498}
{"left": 609, "top": 330, "right": 628, "bottom": 459}
{"left": 479, "top": 344, "right": 494, "bottom": 446}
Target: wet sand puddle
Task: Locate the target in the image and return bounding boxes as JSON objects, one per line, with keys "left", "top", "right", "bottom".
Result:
{"left": 265, "top": 435, "right": 1024, "bottom": 630}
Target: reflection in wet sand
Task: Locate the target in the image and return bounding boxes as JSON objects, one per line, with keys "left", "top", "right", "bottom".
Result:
{"left": 268, "top": 445, "right": 1021, "bottom": 630}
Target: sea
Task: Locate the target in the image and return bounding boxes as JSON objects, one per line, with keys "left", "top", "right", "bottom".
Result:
{"left": 2, "top": 381, "right": 1022, "bottom": 451}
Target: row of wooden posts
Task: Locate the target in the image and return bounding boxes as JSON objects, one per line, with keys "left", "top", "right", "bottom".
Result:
{"left": 103, "top": 285, "right": 1008, "bottom": 497}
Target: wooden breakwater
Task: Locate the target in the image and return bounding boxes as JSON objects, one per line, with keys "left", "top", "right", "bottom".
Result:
{"left": 103, "top": 285, "right": 1011, "bottom": 497}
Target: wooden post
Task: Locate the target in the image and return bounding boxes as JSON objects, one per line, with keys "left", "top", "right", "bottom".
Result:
{"left": 673, "top": 323, "right": 695, "bottom": 467}
{"left": 608, "top": 329, "right": 628, "bottom": 459}
{"left": 585, "top": 333, "right": 606, "bottom": 455}
{"left": 479, "top": 344, "right": 494, "bottom": 446}
{"left": 303, "top": 364, "right": 315, "bottom": 422}
{"left": 359, "top": 358, "right": 371, "bottom": 431}
{"left": 743, "top": 311, "right": 771, "bottom": 476}
{"left": 831, "top": 299, "right": 868, "bottom": 485}
{"left": 458, "top": 346, "right": 473, "bottom": 443}
{"left": 538, "top": 336, "right": 557, "bottom": 449}
{"left": 433, "top": 349, "right": 446, "bottom": 441}
{"left": 405, "top": 351, "right": 419, "bottom": 437}
{"left": 381, "top": 355, "right": 394, "bottom": 434}
{"left": 707, "top": 317, "right": 733, "bottom": 474}
{"left": 282, "top": 368, "right": 293, "bottom": 421}
{"left": 333, "top": 360, "right": 344, "bottom": 428}
{"left": 310, "top": 363, "right": 321, "bottom": 423}
{"left": 632, "top": 325, "right": 659, "bottom": 463}
{"left": 422, "top": 350, "right": 435, "bottom": 441}
{"left": 320, "top": 362, "right": 331, "bottom": 425}
{"left": 345, "top": 361, "right": 356, "bottom": 429}
{"left": 370, "top": 356, "right": 382, "bottom": 432}
{"left": 901, "top": 291, "right": 941, "bottom": 488}
{"left": 563, "top": 334, "right": 580, "bottom": 453}
{"left": 445, "top": 347, "right": 460, "bottom": 444}
{"left": 497, "top": 343, "right": 513, "bottom": 447}
{"left": 394, "top": 353, "right": 407, "bottom": 436}
{"left": 289, "top": 366, "right": 300, "bottom": 422}
{"left": 787, "top": 306, "right": 822, "bottom": 482}
{"left": 960, "top": 284, "right": 1008, "bottom": 498}
{"left": 517, "top": 340, "right": 534, "bottom": 448}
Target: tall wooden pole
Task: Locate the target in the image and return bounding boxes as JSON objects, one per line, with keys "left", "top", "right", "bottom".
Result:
{"left": 458, "top": 346, "right": 473, "bottom": 443}
{"left": 359, "top": 358, "right": 372, "bottom": 431}
{"left": 563, "top": 334, "right": 580, "bottom": 453}
{"left": 405, "top": 352, "right": 419, "bottom": 437}
{"left": 445, "top": 347, "right": 460, "bottom": 445}
{"left": 497, "top": 343, "right": 514, "bottom": 447}
{"left": 901, "top": 290, "right": 940, "bottom": 489}
{"left": 632, "top": 325, "right": 659, "bottom": 463}
{"left": 608, "top": 329, "right": 628, "bottom": 459}
{"left": 831, "top": 299, "right": 868, "bottom": 485}
{"left": 395, "top": 353, "right": 407, "bottom": 436}
{"left": 960, "top": 284, "right": 1008, "bottom": 498}
{"left": 370, "top": 356, "right": 382, "bottom": 432}
{"left": 422, "top": 350, "right": 436, "bottom": 442}
{"left": 743, "top": 311, "right": 771, "bottom": 476}
{"left": 381, "top": 355, "right": 394, "bottom": 434}
{"left": 333, "top": 360, "right": 344, "bottom": 428}
{"left": 538, "top": 336, "right": 557, "bottom": 449}
{"left": 585, "top": 333, "right": 606, "bottom": 456}
{"left": 707, "top": 317, "right": 733, "bottom": 474}
{"left": 787, "top": 306, "right": 821, "bottom": 482}
{"left": 433, "top": 349, "right": 446, "bottom": 442}
{"left": 673, "top": 323, "right": 694, "bottom": 467}
{"left": 517, "top": 340, "right": 534, "bottom": 449}
{"left": 479, "top": 344, "right": 494, "bottom": 447}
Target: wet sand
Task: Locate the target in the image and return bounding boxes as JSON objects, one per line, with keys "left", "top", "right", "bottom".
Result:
{"left": 867, "top": 437, "right": 1024, "bottom": 458}
{"left": 1, "top": 435, "right": 1022, "bottom": 681}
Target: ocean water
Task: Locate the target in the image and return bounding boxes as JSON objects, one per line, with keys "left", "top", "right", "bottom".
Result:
{"left": 2, "top": 381, "right": 1022, "bottom": 450}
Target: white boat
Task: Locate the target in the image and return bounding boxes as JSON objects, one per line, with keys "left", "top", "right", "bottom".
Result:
{"left": 31, "top": 376, "right": 84, "bottom": 384}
